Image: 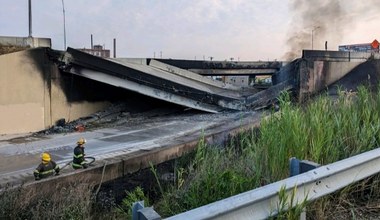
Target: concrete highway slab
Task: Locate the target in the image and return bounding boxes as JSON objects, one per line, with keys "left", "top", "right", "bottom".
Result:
{"left": 0, "top": 111, "right": 263, "bottom": 187}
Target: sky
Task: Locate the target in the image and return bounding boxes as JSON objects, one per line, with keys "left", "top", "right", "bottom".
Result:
{"left": 0, "top": 0, "right": 379, "bottom": 61}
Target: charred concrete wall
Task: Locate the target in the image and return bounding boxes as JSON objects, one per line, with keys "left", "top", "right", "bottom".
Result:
{"left": 298, "top": 60, "right": 361, "bottom": 99}
{"left": 297, "top": 50, "right": 380, "bottom": 100}
{"left": 0, "top": 49, "right": 49, "bottom": 134}
{"left": 0, "top": 48, "right": 111, "bottom": 135}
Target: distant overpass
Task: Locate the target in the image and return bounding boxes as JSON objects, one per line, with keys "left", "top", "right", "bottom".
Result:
{"left": 152, "top": 59, "right": 283, "bottom": 76}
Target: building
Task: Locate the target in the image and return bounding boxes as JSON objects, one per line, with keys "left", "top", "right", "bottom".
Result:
{"left": 78, "top": 45, "right": 110, "bottom": 58}
{"left": 339, "top": 39, "right": 379, "bottom": 53}
{"left": 224, "top": 76, "right": 250, "bottom": 87}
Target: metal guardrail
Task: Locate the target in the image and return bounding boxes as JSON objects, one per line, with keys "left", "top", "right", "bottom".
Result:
{"left": 165, "top": 147, "right": 380, "bottom": 220}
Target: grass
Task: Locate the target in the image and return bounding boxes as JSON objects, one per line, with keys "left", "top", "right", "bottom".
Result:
{"left": 272, "top": 185, "right": 308, "bottom": 220}
{"left": 147, "top": 85, "right": 380, "bottom": 218}
{"left": 0, "top": 178, "right": 125, "bottom": 220}
{"left": 0, "top": 182, "right": 95, "bottom": 220}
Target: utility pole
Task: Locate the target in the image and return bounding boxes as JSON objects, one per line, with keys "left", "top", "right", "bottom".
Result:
{"left": 28, "top": 0, "right": 32, "bottom": 37}
{"left": 113, "top": 38, "right": 116, "bottom": 58}
{"left": 61, "top": 0, "right": 67, "bottom": 49}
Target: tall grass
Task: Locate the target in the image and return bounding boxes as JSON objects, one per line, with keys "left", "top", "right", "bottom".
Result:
{"left": 0, "top": 182, "right": 95, "bottom": 220}
{"left": 151, "top": 85, "right": 380, "bottom": 218}
{"left": 0, "top": 179, "right": 124, "bottom": 220}
{"left": 256, "top": 86, "right": 380, "bottom": 182}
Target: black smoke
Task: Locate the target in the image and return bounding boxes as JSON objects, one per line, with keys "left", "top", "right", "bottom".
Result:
{"left": 284, "top": 0, "right": 349, "bottom": 61}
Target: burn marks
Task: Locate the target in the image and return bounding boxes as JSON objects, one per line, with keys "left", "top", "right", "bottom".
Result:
{"left": 328, "top": 59, "right": 380, "bottom": 94}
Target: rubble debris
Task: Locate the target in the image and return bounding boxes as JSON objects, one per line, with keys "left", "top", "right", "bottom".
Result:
{"left": 34, "top": 102, "right": 187, "bottom": 137}
{"left": 56, "top": 118, "right": 66, "bottom": 127}
{"left": 37, "top": 102, "right": 130, "bottom": 135}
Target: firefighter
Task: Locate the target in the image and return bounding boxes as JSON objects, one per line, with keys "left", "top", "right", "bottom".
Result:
{"left": 72, "top": 137, "right": 88, "bottom": 169}
{"left": 34, "top": 152, "right": 60, "bottom": 180}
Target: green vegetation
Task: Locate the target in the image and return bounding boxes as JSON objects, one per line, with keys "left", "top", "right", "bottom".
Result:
{"left": 147, "top": 85, "right": 380, "bottom": 218}
{"left": 117, "top": 186, "right": 150, "bottom": 218}
{"left": 273, "top": 186, "right": 308, "bottom": 220}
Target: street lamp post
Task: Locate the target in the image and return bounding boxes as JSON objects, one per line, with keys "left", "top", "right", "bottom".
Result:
{"left": 61, "top": 0, "right": 66, "bottom": 50}
{"left": 311, "top": 26, "right": 320, "bottom": 50}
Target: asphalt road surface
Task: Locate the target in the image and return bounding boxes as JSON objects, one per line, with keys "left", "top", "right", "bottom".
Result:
{"left": 0, "top": 110, "right": 262, "bottom": 187}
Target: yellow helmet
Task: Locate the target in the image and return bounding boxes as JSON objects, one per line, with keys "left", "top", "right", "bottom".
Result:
{"left": 77, "top": 137, "right": 86, "bottom": 145}
{"left": 41, "top": 152, "right": 51, "bottom": 162}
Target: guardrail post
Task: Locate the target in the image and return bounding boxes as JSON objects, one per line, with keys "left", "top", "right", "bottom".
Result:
{"left": 290, "top": 157, "right": 320, "bottom": 176}
{"left": 289, "top": 157, "right": 320, "bottom": 220}
{"left": 132, "top": 200, "right": 161, "bottom": 220}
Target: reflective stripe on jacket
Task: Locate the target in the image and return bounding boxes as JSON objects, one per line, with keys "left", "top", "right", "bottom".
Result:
{"left": 34, "top": 161, "right": 60, "bottom": 179}
{"left": 73, "top": 145, "right": 85, "bottom": 168}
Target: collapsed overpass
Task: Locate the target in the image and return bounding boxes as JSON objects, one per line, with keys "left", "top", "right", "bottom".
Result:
{"left": 59, "top": 48, "right": 380, "bottom": 116}
{"left": 57, "top": 48, "right": 286, "bottom": 113}
{"left": 2, "top": 45, "right": 380, "bottom": 136}
{"left": 0, "top": 47, "right": 287, "bottom": 135}
{"left": 1, "top": 47, "right": 379, "bottom": 135}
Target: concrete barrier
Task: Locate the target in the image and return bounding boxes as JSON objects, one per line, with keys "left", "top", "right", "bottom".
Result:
{"left": 0, "top": 36, "right": 51, "bottom": 48}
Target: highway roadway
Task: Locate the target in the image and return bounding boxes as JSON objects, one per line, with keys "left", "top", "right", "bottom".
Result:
{"left": 0, "top": 110, "right": 262, "bottom": 188}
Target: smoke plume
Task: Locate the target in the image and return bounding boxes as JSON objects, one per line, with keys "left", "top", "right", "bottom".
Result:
{"left": 284, "top": 0, "right": 350, "bottom": 61}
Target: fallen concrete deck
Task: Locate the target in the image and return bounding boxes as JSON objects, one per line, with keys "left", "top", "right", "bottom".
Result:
{"left": 59, "top": 48, "right": 260, "bottom": 113}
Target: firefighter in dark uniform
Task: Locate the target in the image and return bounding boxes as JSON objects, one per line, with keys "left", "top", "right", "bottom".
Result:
{"left": 72, "top": 137, "right": 88, "bottom": 169}
{"left": 34, "top": 152, "right": 60, "bottom": 180}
